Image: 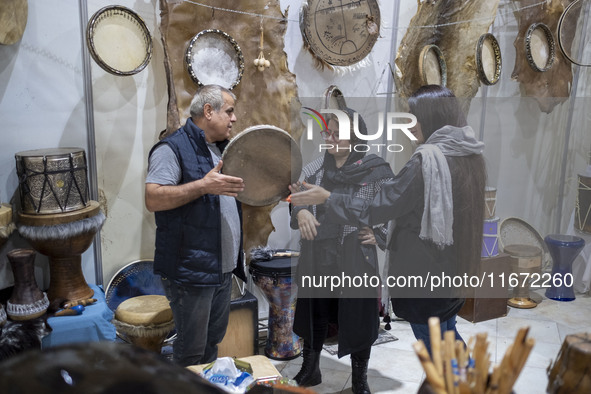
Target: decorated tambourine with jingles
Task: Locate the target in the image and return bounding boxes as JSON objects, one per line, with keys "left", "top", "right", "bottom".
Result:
{"left": 221, "top": 125, "right": 302, "bottom": 206}
{"left": 419, "top": 44, "right": 447, "bottom": 87}
{"left": 185, "top": 29, "right": 245, "bottom": 90}
{"left": 86, "top": 5, "right": 153, "bottom": 76}
{"left": 524, "top": 22, "right": 556, "bottom": 72}
{"left": 476, "top": 33, "right": 502, "bottom": 85}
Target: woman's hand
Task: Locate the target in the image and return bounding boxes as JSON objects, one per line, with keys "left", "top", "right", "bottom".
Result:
{"left": 296, "top": 209, "right": 320, "bottom": 241}
{"left": 358, "top": 226, "right": 377, "bottom": 245}
{"left": 289, "top": 182, "right": 331, "bottom": 206}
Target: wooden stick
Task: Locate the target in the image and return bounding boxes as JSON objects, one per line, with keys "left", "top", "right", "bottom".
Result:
{"left": 474, "top": 333, "right": 489, "bottom": 393}
{"left": 444, "top": 330, "right": 457, "bottom": 394}
{"left": 429, "top": 317, "right": 444, "bottom": 378}
{"left": 413, "top": 340, "right": 447, "bottom": 394}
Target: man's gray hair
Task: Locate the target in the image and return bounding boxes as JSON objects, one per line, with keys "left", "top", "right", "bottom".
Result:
{"left": 189, "top": 84, "right": 236, "bottom": 118}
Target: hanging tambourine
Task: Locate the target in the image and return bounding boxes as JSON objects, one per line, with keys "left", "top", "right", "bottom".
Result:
{"left": 418, "top": 44, "right": 447, "bottom": 87}
{"left": 524, "top": 22, "right": 556, "bottom": 72}
{"left": 299, "top": 0, "right": 380, "bottom": 68}
{"left": 557, "top": 0, "right": 590, "bottom": 67}
{"left": 86, "top": 6, "right": 153, "bottom": 76}
{"left": 476, "top": 33, "right": 502, "bottom": 85}
{"left": 185, "top": 29, "right": 245, "bottom": 90}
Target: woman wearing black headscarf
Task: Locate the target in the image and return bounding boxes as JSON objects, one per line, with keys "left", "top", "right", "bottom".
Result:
{"left": 291, "top": 85, "right": 487, "bottom": 355}
{"left": 289, "top": 108, "right": 394, "bottom": 394}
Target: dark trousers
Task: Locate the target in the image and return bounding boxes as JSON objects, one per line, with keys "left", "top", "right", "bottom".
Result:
{"left": 410, "top": 314, "right": 464, "bottom": 355}
{"left": 161, "top": 273, "right": 233, "bottom": 366}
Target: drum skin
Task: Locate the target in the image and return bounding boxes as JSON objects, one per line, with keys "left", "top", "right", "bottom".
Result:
{"left": 222, "top": 125, "right": 302, "bottom": 206}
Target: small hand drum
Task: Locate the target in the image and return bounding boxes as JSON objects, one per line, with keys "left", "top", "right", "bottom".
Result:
{"left": 222, "top": 125, "right": 302, "bottom": 206}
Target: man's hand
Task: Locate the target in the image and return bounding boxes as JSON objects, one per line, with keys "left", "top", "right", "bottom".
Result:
{"left": 203, "top": 160, "right": 244, "bottom": 197}
{"left": 145, "top": 160, "right": 244, "bottom": 212}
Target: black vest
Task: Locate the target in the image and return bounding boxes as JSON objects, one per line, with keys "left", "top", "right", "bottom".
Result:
{"left": 150, "top": 119, "right": 245, "bottom": 286}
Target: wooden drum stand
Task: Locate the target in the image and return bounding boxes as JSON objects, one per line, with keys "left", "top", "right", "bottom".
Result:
{"left": 17, "top": 201, "right": 104, "bottom": 303}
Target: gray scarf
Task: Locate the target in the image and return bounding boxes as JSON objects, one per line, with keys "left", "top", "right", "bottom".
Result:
{"left": 412, "top": 125, "right": 484, "bottom": 247}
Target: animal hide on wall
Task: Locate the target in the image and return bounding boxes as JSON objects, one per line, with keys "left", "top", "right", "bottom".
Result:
{"left": 511, "top": 0, "right": 578, "bottom": 113}
{"left": 158, "top": 0, "right": 304, "bottom": 257}
{"left": 394, "top": 0, "right": 500, "bottom": 108}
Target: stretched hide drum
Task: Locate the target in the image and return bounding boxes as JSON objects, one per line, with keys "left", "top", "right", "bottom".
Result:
{"left": 482, "top": 217, "right": 500, "bottom": 258}
{"left": 15, "top": 148, "right": 90, "bottom": 214}
{"left": 500, "top": 217, "right": 551, "bottom": 272}
{"left": 17, "top": 201, "right": 104, "bottom": 303}
{"left": 575, "top": 174, "right": 591, "bottom": 234}
{"left": 86, "top": 5, "right": 152, "bottom": 76}
{"left": 185, "top": 29, "right": 244, "bottom": 90}
{"left": 249, "top": 251, "right": 301, "bottom": 360}
{"left": 222, "top": 125, "right": 302, "bottom": 206}
{"left": 544, "top": 234, "right": 585, "bottom": 302}
{"left": 112, "top": 295, "right": 175, "bottom": 353}
{"left": 504, "top": 244, "right": 542, "bottom": 309}
{"left": 6, "top": 249, "right": 49, "bottom": 321}
{"left": 106, "top": 260, "right": 165, "bottom": 312}
{"left": 476, "top": 33, "right": 502, "bottom": 86}
{"left": 418, "top": 44, "right": 447, "bottom": 87}
{"left": 548, "top": 332, "right": 591, "bottom": 394}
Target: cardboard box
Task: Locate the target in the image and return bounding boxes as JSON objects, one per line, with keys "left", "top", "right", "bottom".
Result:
{"left": 218, "top": 290, "right": 259, "bottom": 358}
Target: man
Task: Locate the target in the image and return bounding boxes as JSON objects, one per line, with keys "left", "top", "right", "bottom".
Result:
{"left": 145, "top": 84, "right": 246, "bottom": 367}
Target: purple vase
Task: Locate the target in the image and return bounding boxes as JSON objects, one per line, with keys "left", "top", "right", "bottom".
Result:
{"left": 544, "top": 234, "right": 585, "bottom": 301}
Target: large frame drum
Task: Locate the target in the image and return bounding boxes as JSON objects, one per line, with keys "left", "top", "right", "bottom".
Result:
{"left": 249, "top": 252, "right": 301, "bottom": 360}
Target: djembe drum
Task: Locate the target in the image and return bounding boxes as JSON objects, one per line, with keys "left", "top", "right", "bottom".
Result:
{"left": 15, "top": 148, "right": 104, "bottom": 303}
{"left": 112, "top": 295, "right": 175, "bottom": 353}
{"left": 249, "top": 251, "right": 301, "bottom": 360}
{"left": 504, "top": 244, "right": 542, "bottom": 309}
{"left": 5, "top": 249, "right": 49, "bottom": 321}
{"left": 544, "top": 234, "right": 585, "bottom": 301}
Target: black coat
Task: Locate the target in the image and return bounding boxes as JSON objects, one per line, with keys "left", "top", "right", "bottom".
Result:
{"left": 291, "top": 153, "right": 393, "bottom": 358}
{"left": 326, "top": 155, "right": 465, "bottom": 324}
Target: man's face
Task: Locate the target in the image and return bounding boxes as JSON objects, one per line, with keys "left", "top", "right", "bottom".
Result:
{"left": 204, "top": 92, "right": 237, "bottom": 143}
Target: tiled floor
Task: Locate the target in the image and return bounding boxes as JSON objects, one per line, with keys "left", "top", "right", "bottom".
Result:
{"left": 265, "top": 289, "right": 591, "bottom": 393}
